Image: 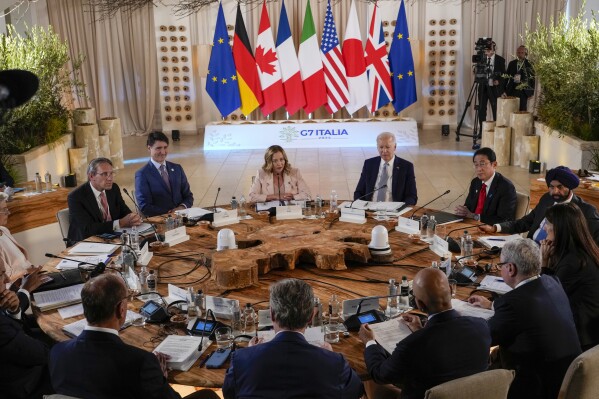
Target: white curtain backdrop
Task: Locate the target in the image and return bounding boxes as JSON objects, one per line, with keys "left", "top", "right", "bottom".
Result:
{"left": 45, "top": 0, "right": 575, "bottom": 132}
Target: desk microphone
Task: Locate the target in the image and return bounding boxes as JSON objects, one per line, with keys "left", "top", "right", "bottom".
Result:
{"left": 213, "top": 187, "right": 221, "bottom": 213}
{"left": 45, "top": 253, "right": 106, "bottom": 278}
{"left": 349, "top": 185, "right": 387, "bottom": 209}
{"left": 277, "top": 173, "right": 284, "bottom": 206}
{"left": 444, "top": 223, "right": 484, "bottom": 252}
{"left": 408, "top": 190, "right": 451, "bottom": 219}
{"left": 122, "top": 188, "right": 145, "bottom": 219}
{"left": 344, "top": 294, "right": 403, "bottom": 332}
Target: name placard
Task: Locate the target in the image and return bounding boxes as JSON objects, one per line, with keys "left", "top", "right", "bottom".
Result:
{"left": 212, "top": 209, "right": 240, "bottom": 227}
{"left": 339, "top": 207, "right": 367, "bottom": 224}
{"left": 395, "top": 216, "right": 420, "bottom": 234}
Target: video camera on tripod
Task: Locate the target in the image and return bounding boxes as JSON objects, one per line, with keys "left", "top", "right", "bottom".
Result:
{"left": 472, "top": 37, "right": 495, "bottom": 83}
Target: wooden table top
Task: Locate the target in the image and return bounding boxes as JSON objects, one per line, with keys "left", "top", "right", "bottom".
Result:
{"left": 6, "top": 188, "right": 69, "bottom": 233}
{"left": 35, "top": 209, "right": 498, "bottom": 388}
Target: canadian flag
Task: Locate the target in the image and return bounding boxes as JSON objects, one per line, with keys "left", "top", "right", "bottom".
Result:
{"left": 342, "top": 0, "right": 370, "bottom": 115}
{"left": 255, "top": 1, "right": 285, "bottom": 116}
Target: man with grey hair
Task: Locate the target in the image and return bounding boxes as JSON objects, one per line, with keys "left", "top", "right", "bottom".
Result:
{"left": 469, "top": 238, "right": 581, "bottom": 399}
{"left": 354, "top": 132, "right": 417, "bottom": 205}
{"left": 67, "top": 157, "right": 142, "bottom": 245}
{"left": 223, "top": 279, "right": 362, "bottom": 399}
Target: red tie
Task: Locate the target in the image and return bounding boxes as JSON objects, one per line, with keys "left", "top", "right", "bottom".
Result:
{"left": 100, "top": 191, "right": 112, "bottom": 222}
{"left": 475, "top": 183, "right": 487, "bottom": 215}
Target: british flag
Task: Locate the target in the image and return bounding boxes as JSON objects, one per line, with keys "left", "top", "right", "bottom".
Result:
{"left": 365, "top": 2, "right": 393, "bottom": 113}
{"left": 320, "top": 0, "right": 349, "bottom": 114}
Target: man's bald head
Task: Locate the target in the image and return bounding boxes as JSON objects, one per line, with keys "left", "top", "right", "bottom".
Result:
{"left": 82, "top": 274, "right": 128, "bottom": 326}
{"left": 412, "top": 268, "right": 452, "bottom": 314}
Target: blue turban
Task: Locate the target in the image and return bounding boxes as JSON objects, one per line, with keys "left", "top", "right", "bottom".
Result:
{"left": 545, "top": 166, "right": 580, "bottom": 189}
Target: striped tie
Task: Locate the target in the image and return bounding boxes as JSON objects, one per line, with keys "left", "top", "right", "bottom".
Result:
{"left": 376, "top": 163, "right": 389, "bottom": 202}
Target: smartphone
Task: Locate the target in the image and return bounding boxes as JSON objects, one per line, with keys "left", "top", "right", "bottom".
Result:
{"left": 205, "top": 348, "right": 231, "bottom": 369}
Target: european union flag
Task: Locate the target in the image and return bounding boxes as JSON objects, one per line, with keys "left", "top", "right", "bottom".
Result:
{"left": 389, "top": 0, "right": 417, "bottom": 113}
{"left": 206, "top": 2, "right": 241, "bottom": 117}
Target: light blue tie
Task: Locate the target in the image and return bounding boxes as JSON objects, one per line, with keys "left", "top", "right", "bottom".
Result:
{"left": 376, "top": 163, "right": 388, "bottom": 202}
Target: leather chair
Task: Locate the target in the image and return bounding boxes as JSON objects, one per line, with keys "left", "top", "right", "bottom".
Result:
{"left": 424, "top": 369, "right": 515, "bottom": 399}
{"left": 515, "top": 191, "right": 530, "bottom": 220}
{"left": 558, "top": 344, "right": 599, "bottom": 399}
{"left": 56, "top": 208, "right": 70, "bottom": 246}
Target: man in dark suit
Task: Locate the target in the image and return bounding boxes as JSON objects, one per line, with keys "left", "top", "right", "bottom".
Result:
{"left": 479, "top": 165, "right": 599, "bottom": 243}
{"left": 359, "top": 268, "right": 491, "bottom": 399}
{"left": 223, "top": 278, "right": 362, "bottom": 399}
{"left": 504, "top": 46, "right": 535, "bottom": 111}
{"left": 455, "top": 147, "right": 516, "bottom": 224}
{"left": 67, "top": 157, "right": 142, "bottom": 246}
{"left": 354, "top": 132, "right": 417, "bottom": 205}
{"left": 49, "top": 273, "right": 181, "bottom": 399}
{"left": 478, "top": 42, "right": 506, "bottom": 132}
{"left": 135, "top": 131, "right": 194, "bottom": 217}
{"left": 469, "top": 238, "right": 581, "bottom": 399}
{"left": 0, "top": 261, "right": 53, "bottom": 399}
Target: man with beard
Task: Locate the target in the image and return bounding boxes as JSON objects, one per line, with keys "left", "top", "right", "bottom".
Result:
{"left": 479, "top": 166, "right": 599, "bottom": 243}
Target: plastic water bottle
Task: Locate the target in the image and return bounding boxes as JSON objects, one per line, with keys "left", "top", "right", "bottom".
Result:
{"left": 139, "top": 265, "right": 149, "bottom": 298}
{"left": 187, "top": 287, "right": 199, "bottom": 318}
{"left": 315, "top": 195, "right": 323, "bottom": 217}
{"left": 44, "top": 171, "right": 52, "bottom": 191}
{"left": 330, "top": 190, "right": 338, "bottom": 212}
{"left": 238, "top": 195, "right": 247, "bottom": 218}
{"left": 439, "top": 256, "right": 447, "bottom": 274}
{"left": 122, "top": 246, "right": 135, "bottom": 274}
{"left": 312, "top": 297, "right": 323, "bottom": 327}
{"left": 230, "top": 300, "right": 241, "bottom": 334}
{"left": 242, "top": 303, "right": 256, "bottom": 335}
{"left": 386, "top": 279, "right": 399, "bottom": 317}
{"left": 427, "top": 215, "right": 437, "bottom": 240}
{"left": 462, "top": 232, "right": 474, "bottom": 261}
{"left": 230, "top": 196, "right": 238, "bottom": 210}
{"left": 131, "top": 226, "right": 140, "bottom": 252}
{"left": 420, "top": 213, "right": 429, "bottom": 239}
{"left": 165, "top": 214, "right": 174, "bottom": 231}
{"left": 326, "top": 294, "right": 341, "bottom": 343}
{"left": 34, "top": 172, "right": 43, "bottom": 193}
{"left": 400, "top": 276, "right": 409, "bottom": 307}
{"left": 147, "top": 270, "right": 157, "bottom": 292}
{"left": 431, "top": 260, "right": 439, "bottom": 269}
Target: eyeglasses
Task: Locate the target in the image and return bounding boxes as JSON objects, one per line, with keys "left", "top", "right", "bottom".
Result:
{"left": 473, "top": 162, "right": 490, "bottom": 168}
{"left": 0, "top": 208, "right": 10, "bottom": 215}
{"left": 96, "top": 171, "right": 117, "bottom": 178}
{"left": 496, "top": 261, "right": 511, "bottom": 268}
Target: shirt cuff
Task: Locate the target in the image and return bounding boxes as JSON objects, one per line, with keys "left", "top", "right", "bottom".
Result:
{"left": 181, "top": 204, "right": 188, "bottom": 209}
{"left": 113, "top": 220, "right": 120, "bottom": 231}
{"left": 495, "top": 224, "right": 502, "bottom": 233}
{"left": 366, "top": 340, "right": 377, "bottom": 348}
{"left": 6, "top": 307, "right": 21, "bottom": 319}
{"left": 17, "top": 288, "right": 30, "bottom": 301}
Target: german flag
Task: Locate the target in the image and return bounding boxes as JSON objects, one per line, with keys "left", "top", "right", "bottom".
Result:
{"left": 233, "top": 4, "right": 263, "bottom": 116}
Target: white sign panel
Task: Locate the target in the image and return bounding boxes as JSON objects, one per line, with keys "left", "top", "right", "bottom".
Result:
{"left": 204, "top": 119, "right": 418, "bottom": 150}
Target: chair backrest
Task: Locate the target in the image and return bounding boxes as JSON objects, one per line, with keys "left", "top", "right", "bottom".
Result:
{"left": 515, "top": 191, "right": 530, "bottom": 220}
{"left": 424, "top": 369, "right": 515, "bottom": 399}
{"left": 558, "top": 344, "right": 599, "bottom": 399}
{"left": 56, "top": 208, "right": 70, "bottom": 244}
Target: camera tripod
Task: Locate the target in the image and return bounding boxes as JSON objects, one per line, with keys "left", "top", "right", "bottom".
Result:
{"left": 455, "top": 78, "right": 496, "bottom": 150}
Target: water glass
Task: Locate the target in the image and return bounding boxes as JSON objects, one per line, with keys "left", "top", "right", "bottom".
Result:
{"left": 131, "top": 314, "right": 147, "bottom": 327}
{"left": 324, "top": 322, "right": 340, "bottom": 344}
{"left": 215, "top": 326, "right": 234, "bottom": 349}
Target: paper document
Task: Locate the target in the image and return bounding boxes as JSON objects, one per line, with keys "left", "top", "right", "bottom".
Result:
{"left": 69, "top": 242, "right": 118, "bottom": 255}
{"left": 451, "top": 299, "right": 494, "bottom": 320}
{"left": 256, "top": 201, "right": 285, "bottom": 211}
{"left": 116, "top": 222, "right": 153, "bottom": 234}
{"left": 62, "top": 310, "right": 142, "bottom": 337}
{"left": 33, "top": 283, "right": 85, "bottom": 311}
{"left": 479, "top": 275, "right": 512, "bottom": 294}
{"left": 478, "top": 234, "right": 521, "bottom": 249}
{"left": 368, "top": 319, "right": 413, "bottom": 355}
{"left": 175, "top": 207, "right": 213, "bottom": 218}
{"left": 58, "top": 303, "right": 84, "bottom": 319}
{"left": 153, "top": 335, "right": 210, "bottom": 371}
{"left": 56, "top": 256, "right": 110, "bottom": 270}
{"left": 341, "top": 201, "right": 405, "bottom": 212}
{"left": 258, "top": 326, "right": 325, "bottom": 346}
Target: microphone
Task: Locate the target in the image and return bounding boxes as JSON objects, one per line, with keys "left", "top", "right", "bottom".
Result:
{"left": 122, "top": 188, "right": 145, "bottom": 219}
{"left": 349, "top": 185, "right": 388, "bottom": 209}
{"left": 0, "top": 69, "right": 39, "bottom": 109}
{"left": 277, "top": 174, "right": 284, "bottom": 206}
{"left": 444, "top": 223, "right": 484, "bottom": 253}
{"left": 408, "top": 190, "right": 451, "bottom": 219}
{"left": 344, "top": 294, "right": 404, "bottom": 332}
{"left": 45, "top": 253, "right": 106, "bottom": 278}
{"left": 213, "top": 187, "right": 221, "bottom": 213}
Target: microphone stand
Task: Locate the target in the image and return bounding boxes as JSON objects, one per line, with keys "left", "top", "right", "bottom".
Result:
{"left": 348, "top": 184, "right": 388, "bottom": 209}
{"left": 277, "top": 174, "right": 285, "bottom": 206}
{"left": 122, "top": 188, "right": 145, "bottom": 220}
{"left": 408, "top": 189, "right": 451, "bottom": 219}
{"left": 213, "top": 187, "right": 221, "bottom": 213}
{"left": 45, "top": 253, "right": 106, "bottom": 278}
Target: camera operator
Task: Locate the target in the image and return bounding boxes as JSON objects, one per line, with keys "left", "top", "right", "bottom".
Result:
{"left": 503, "top": 45, "right": 535, "bottom": 111}
{"left": 477, "top": 41, "right": 506, "bottom": 133}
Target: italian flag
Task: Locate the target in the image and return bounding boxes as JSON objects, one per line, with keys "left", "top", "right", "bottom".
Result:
{"left": 298, "top": 0, "right": 326, "bottom": 114}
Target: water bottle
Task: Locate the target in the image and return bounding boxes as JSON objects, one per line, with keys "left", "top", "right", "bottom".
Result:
{"left": 230, "top": 196, "right": 238, "bottom": 210}
{"left": 147, "top": 270, "right": 157, "bottom": 292}
{"left": 427, "top": 215, "right": 437, "bottom": 241}
{"left": 315, "top": 195, "right": 323, "bottom": 217}
{"left": 442, "top": 255, "right": 453, "bottom": 277}
{"left": 439, "top": 257, "right": 447, "bottom": 275}
{"left": 34, "top": 172, "right": 43, "bottom": 193}
{"left": 187, "top": 287, "right": 199, "bottom": 318}
{"left": 238, "top": 195, "right": 247, "bottom": 218}
{"left": 165, "top": 214, "right": 174, "bottom": 231}
{"left": 230, "top": 300, "right": 241, "bottom": 334}
{"left": 420, "top": 213, "right": 429, "bottom": 239}
{"left": 462, "top": 232, "right": 474, "bottom": 261}
{"left": 131, "top": 226, "right": 140, "bottom": 252}
{"left": 329, "top": 190, "right": 338, "bottom": 212}
{"left": 122, "top": 246, "right": 135, "bottom": 274}
{"left": 139, "top": 265, "right": 149, "bottom": 298}
{"left": 242, "top": 303, "right": 256, "bottom": 335}
{"left": 386, "top": 279, "right": 399, "bottom": 317}
{"left": 326, "top": 294, "right": 340, "bottom": 343}
{"left": 196, "top": 289, "right": 206, "bottom": 315}
{"left": 400, "top": 276, "right": 410, "bottom": 307}
{"left": 44, "top": 171, "right": 52, "bottom": 191}
{"left": 312, "top": 297, "right": 323, "bottom": 327}
{"left": 431, "top": 261, "right": 439, "bottom": 269}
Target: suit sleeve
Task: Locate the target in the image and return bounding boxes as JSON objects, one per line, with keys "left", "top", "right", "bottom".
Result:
{"left": 135, "top": 169, "right": 166, "bottom": 217}
{"left": 488, "top": 298, "right": 521, "bottom": 347}
{"left": 402, "top": 162, "right": 418, "bottom": 206}
{"left": 354, "top": 162, "right": 369, "bottom": 200}
{"left": 364, "top": 340, "right": 412, "bottom": 386}
{"left": 337, "top": 353, "right": 363, "bottom": 398}
{"left": 139, "top": 352, "right": 181, "bottom": 399}
{"left": 249, "top": 170, "right": 267, "bottom": 203}
{"left": 498, "top": 200, "right": 538, "bottom": 233}
{"left": 483, "top": 180, "right": 517, "bottom": 225}
{"left": 292, "top": 169, "right": 312, "bottom": 201}
{"left": 496, "top": 56, "right": 507, "bottom": 95}
{"left": 0, "top": 315, "right": 48, "bottom": 367}
{"left": 178, "top": 167, "right": 194, "bottom": 208}
{"left": 68, "top": 190, "right": 115, "bottom": 239}
{"left": 222, "top": 352, "right": 237, "bottom": 399}
{"left": 580, "top": 203, "right": 599, "bottom": 244}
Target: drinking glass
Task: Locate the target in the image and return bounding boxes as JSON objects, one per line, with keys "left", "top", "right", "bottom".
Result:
{"left": 215, "top": 326, "right": 234, "bottom": 349}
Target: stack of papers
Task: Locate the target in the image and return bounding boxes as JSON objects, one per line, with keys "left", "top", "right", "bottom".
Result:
{"left": 116, "top": 223, "right": 153, "bottom": 235}
{"left": 33, "top": 283, "right": 84, "bottom": 311}
{"left": 56, "top": 256, "right": 110, "bottom": 270}
{"left": 175, "top": 207, "right": 213, "bottom": 219}
{"left": 478, "top": 275, "right": 512, "bottom": 294}
{"left": 341, "top": 200, "right": 405, "bottom": 212}
{"left": 368, "top": 319, "right": 413, "bottom": 355}
{"left": 62, "top": 310, "right": 143, "bottom": 337}
{"left": 451, "top": 299, "right": 495, "bottom": 320}
{"left": 478, "top": 234, "right": 522, "bottom": 249}
{"left": 153, "top": 335, "right": 210, "bottom": 371}
{"left": 68, "top": 242, "right": 118, "bottom": 255}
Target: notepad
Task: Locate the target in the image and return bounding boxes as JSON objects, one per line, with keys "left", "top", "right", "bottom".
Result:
{"left": 68, "top": 242, "right": 118, "bottom": 255}
{"left": 368, "top": 318, "right": 413, "bottom": 355}
{"left": 33, "top": 283, "right": 84, "bottom": 312}
{"left": 56, "top": 256, "right": 110, "bottom": 270}
{"left": 153, "top": 335, "right": 210, "bottom": 371}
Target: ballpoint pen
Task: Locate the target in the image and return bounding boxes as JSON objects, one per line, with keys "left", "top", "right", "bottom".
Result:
{"left": 487, "top": 238, "right": 505, "bottom": 241}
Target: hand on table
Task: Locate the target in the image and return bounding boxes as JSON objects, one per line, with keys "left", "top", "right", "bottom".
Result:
{"left": 468, "top": 295, "right": 492, "bottom": 310}
{"left": 154, "top": 351, "right": 171, "bottom": 378}
{"left": 478, "top": 224, "right": 497, "bottom": 234}
{"left": 120, "top": 213, "right": 143, "bottom": 228}
{"left": 248, "top": 336, "right": 264, "bottom": 347}
{"left": 358, "top": 323, "right": 375, "bottom": 344}
{"left": 319, "top": 342, "right": 333, "bottom": 352}
{"left": 400, "top": 313, "right": 423, "bottom": 332}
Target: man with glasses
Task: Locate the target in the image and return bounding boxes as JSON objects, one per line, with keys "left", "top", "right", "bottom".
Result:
{"left": 49, "top": 273, "right": 181, "bottom": 398}
{"left": 67, "top": 157, "right": 142, "bottom": 246}
{"left": 468, "top": 238, "right": 581, "bottom": 399}
{"left": 479, "top": 165, "right": 599, "bottom": 243}
{"left": 455, "top": 147, "right": 516, "bottom": 224}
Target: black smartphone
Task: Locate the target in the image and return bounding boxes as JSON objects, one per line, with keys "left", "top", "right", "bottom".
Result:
{"left": 205, "top": 348, "right": 231, "bottom": 369}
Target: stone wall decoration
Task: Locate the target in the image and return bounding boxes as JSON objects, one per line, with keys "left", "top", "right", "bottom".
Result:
{"left": 494, "top": 126, "right": 512, "bottom": 166}
{"left": 74, "top": 123, "right": 100, "bottom": 161}
{"left": 73, "top": 107, "right": 96, "bottom": 125}
{"left": 510, "top": 111, "right": 534, "bottom": 166}
{"left": 68, "top": 147, "right": 88, "bottom": 184}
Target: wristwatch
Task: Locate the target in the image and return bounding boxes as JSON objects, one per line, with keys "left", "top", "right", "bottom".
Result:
{"left": 472, "top": 214, "right": 480, "bottom": 221}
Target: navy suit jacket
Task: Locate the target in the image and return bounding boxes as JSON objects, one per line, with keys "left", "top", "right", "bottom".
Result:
{"left": 464, "top": 172, "right": 517, "bottom": 225}
{"left": 223, "top": 331, "right": 362, "bottom": 399}
{"left": 67, "top": 182, "right": 132, "bottom": 245}
{"left": 364, "top": 309, "right": 490, "bottom": 399}
{"left": 135, "top": 161, "right": 194, "bottom": 217}
{"left": 49, "top": 330, "right": 181, "bottom": 399}
{"left": 0, "top": 311, "right": 51, "bottom": 398}
{"left": 354, "top": 156, "right": 417, "bottom": 205}
{"left": 498, "top": 193, "right": 599, "bottom": 242}
{"left": 489, "top": 275, "right": 581, "bottom": 399}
